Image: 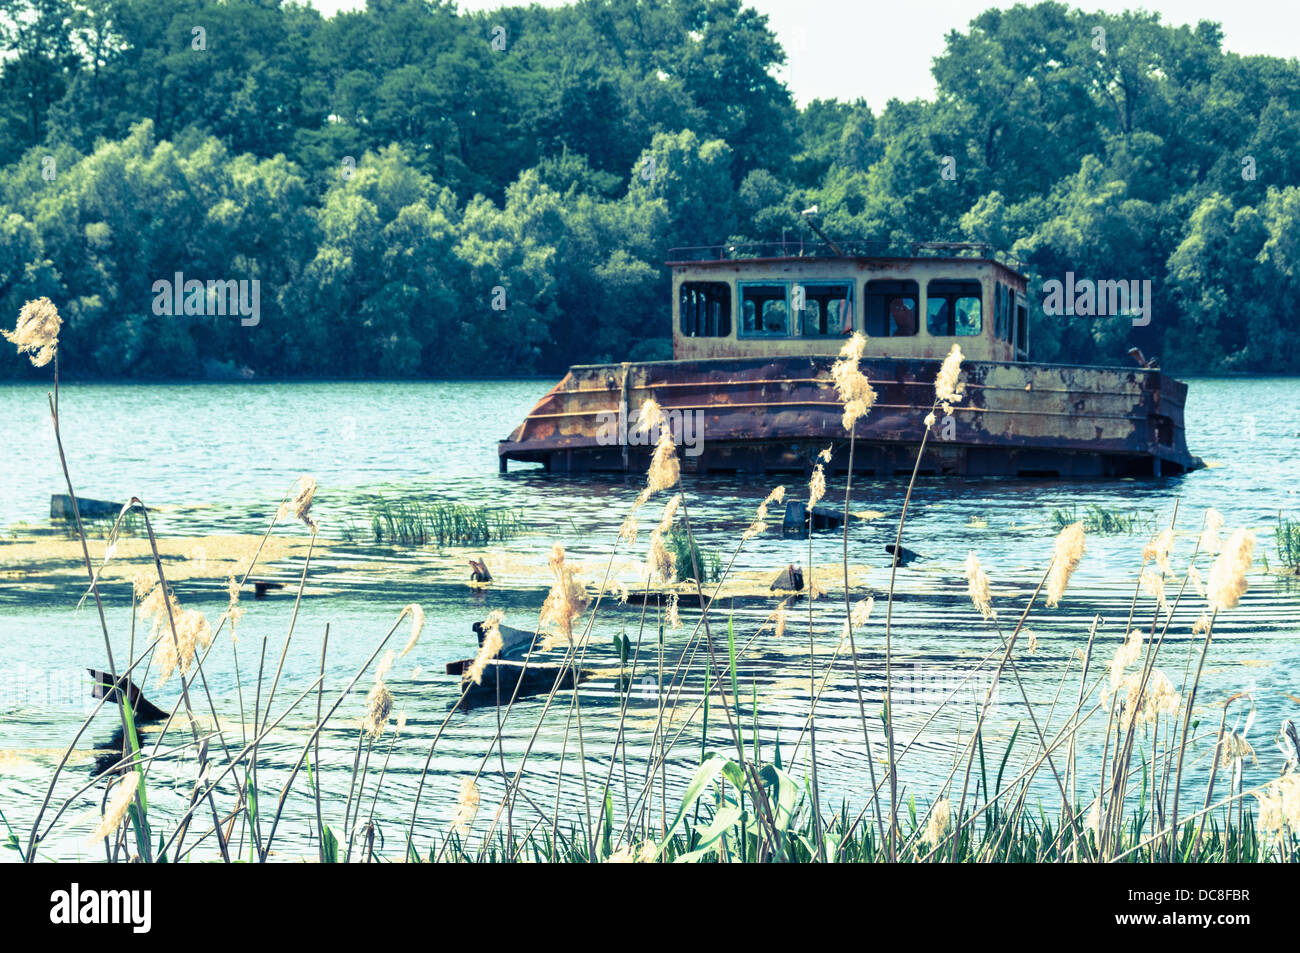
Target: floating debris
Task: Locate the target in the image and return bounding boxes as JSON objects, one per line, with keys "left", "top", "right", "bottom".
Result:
{"left": 770, "top": 563, "right": 805, "bottom": 592}
{"left": 88, "top": 669, "right": 168, "bottom": 722}
{"left": 886, "top": 544, "right": 922, "bottom": 567}
{"left": 50, "top": 494, "right": 122, "bottom": 520}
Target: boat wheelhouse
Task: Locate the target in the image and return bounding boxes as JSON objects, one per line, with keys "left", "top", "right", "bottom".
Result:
{"left": 499, "top": 241, "right": 1201, "bottom": 478}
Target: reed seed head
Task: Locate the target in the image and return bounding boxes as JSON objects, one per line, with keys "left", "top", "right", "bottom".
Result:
{"left": 154, "top": 604, "right": 213, "bottom": 686}
{"left": 363, "top": 678, "right": 393, "bottom": 738}
{"left": 665, "top": 592, "right": 682, "bottom": 630}
{"left": 1045, "top": 521, "right": 1086, "bottom": 608}
{"left": 618, "top": 510, "right": 641, "bottom": 546}
{"left": 1219, "top": 731, "right": 1257, "bottom": 769}
{"left": 1142, "top": 528, "right": 1175, "bottom": 575}
{"left": 637, "top": 398, "right": 665, "bottom": 432}
{"left": 398, "top": 603, "right": 426, "bottom": 658}
{"left": 4, "top": 297, "right": 61, "bottom": 367}
{"left": 91, "top": 772, "right": 139, "bottom": 842}
{"left": 646, "top": 533, "right": 674, "bottom": 582}
{"left": 1085, "top": 800, "right": 1101, "bottom": 840}
{"left": 1140, "top": 567, "right": 1170, "bottom": 617}
{"left": 934, "top": 343, "right": 965, "bottom": 414}
{"left": 743, "top": 485, "right": 786, "bottom": 541}
{"left": 830, "top": 332, "right": 876, "bottom": 430}
{"left": 1207, "top": 528, "right": 1254, "bottom": 613}
{"left": 924, "top": 798, "right": 950, "bottom": 846}
{"left": 376, "top": 649, "right": 395, "bottom": 682}
{"left": 842, "top": 596, "right": 874, "bottom": 641}
{"left": 646, "top": 428, "right": 680, "bottom": 494}
{"left": 467, "top": 610, "right": 505, "bottom": 685}
{"left": 132, "top": 570, "right": 156, "bottom": 602}
{"left": 656, "top": 494, "right": 681, "bottom": 534}
{"left": 453, "top": 777, "right": 480, "bottom": 837}
{"left": 540, "top": 548, "right": 588, "bottom": 646}
{"left": 608, "top": 842, "right": 657, "bottom": 863}
{"left": 222, "top": 574, "right": 245, "bottom": 629}
{"left": 807, "top": 463, "right": 826, "bottom": 510}
{"left": 1108, "top": 628, "right": 1144, "bottom": 690}
{"left": 1115, "top": 668, "right": 1181, "bottom": 729}
{"left": 277, "top": 475, "right": 319, "bottom": 534}
{"left": 963, "top": 551, "right": 995, "bottom": 621}
{"left": 1255, "top": 775, "right": 1300, "bottom": 840}
{"left": 1199, "top": 508, "right": 1224, "bottom": 555}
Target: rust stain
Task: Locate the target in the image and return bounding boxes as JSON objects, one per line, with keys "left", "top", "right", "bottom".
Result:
{"left": 502, "top": 355, "right": 1201, "bottom": 478}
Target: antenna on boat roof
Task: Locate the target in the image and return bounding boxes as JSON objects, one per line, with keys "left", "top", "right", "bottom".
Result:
{"left": 800, "top": 205, "right": 846, "bottom": 257}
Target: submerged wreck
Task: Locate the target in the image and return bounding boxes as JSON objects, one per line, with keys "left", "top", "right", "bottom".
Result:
{"left": 445, "top": 620, "right": 585, "bottom": 709}
{"left": 499, "top": 240, "right": 1201, "bottom": 478}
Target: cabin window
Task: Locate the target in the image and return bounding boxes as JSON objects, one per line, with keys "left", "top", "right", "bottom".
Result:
{"left": 740, "top": 283, "right": 790, "bottom": 337}
{"left": 994, "top": 282, "right": 1010, "bottom": 342}
{"left": 679, "top": 281, "right": 732, "bottom": 337}
{"left": 1015, "top": 299, "right": 1028, "bottom": 358}
{"left": 864, "top": 280, "right": 919, "bottom": 337}
{"left": 796, "top": 282, "right": 854, "bottom": 337}
{"left": 926, "top": 280, "right": 983, "bottom": 336}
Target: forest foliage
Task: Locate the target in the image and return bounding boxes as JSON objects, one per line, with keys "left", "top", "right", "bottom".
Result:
{"left": 1, "top": 0, "right": 1298, "bottom": 378}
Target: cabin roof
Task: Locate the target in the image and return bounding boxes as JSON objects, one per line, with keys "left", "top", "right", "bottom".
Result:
{"left": 666, "top": 240, "right": 1028, "bottom": 282}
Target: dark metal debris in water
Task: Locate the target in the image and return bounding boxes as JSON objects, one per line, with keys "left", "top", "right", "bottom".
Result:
{"left": 448, "top": 620, "right": 587, "bottom": 709}
{"left": 886, "top": 544, "right": 923, "bottom": 567}
{"left": 88, "top": 668, "right": 168, "bottom": 722}
{"left": 50, "top": 494, "right": 121, "bottom": 519}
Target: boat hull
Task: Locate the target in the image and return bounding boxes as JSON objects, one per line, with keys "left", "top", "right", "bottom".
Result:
{"left": 499, "top": 355, "right": 1202, "bottom": 478}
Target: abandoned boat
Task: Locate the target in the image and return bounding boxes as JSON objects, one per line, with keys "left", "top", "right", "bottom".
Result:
{"left": 499, "top": 241, "right": 1201, "bottom": 478}
{"left": 445, "top": 620, "right": 585, "bottom": 709}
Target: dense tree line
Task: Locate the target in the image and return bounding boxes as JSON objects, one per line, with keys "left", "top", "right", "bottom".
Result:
{"left": 1, "top": 0, "right": 1298, "bottom": 379}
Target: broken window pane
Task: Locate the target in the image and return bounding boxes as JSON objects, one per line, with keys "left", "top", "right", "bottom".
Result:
{"left": 679, "top": 281, "right": 732, "bottom": 337}
{"left": 864, "top": 280, "right": 919, "bottom": 337}
{"left": 926, "top": 280, "right": 983, "bottom": 336}
{"left": 797, "top": 282, "right": 854, "bottom": 337}
{"left": 740, "top": 284, "right": 789, "bottom": 336}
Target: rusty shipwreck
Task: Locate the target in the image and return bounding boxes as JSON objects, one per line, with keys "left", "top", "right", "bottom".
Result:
{"left": 499, "top": 241, "right": 1201, "bottom": 478}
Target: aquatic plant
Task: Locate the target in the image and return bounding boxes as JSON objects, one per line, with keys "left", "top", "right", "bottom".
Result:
{"left": 369, "top": 499, "right": 526, "bottom": 546}
{"left": 663, "top": 527, "right": 721, "bottom": 582}
{"left": 1272, "top": 514, "right": 1300, "bottom": 573}
{"left": 1052, "top": 503, "right": 1151, "bottom": 535}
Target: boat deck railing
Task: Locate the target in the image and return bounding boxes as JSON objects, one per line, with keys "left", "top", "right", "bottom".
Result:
{"left": 666, "top": 239, "right": 1023, "bottom": 270}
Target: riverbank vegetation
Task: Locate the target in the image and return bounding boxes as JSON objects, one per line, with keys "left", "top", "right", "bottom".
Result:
{"left": 8, "top": 298, "right": 1295, "bottom": 864}
{"left": 2, "top": 1, "right": 1300, "bottom": 380}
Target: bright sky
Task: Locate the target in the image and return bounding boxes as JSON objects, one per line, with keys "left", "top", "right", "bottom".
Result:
{"left": 306, "top": 0, "right": 1300, "bottom": 108}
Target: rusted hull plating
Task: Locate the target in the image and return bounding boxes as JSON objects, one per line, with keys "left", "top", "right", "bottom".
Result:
{"left": 498, "top": 356, "right": 1202, "bottom": 478}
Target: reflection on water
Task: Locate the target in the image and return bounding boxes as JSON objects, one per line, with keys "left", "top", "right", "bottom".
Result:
{"left": 0, "top": 377, "right": 1298, "bottom": 859}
